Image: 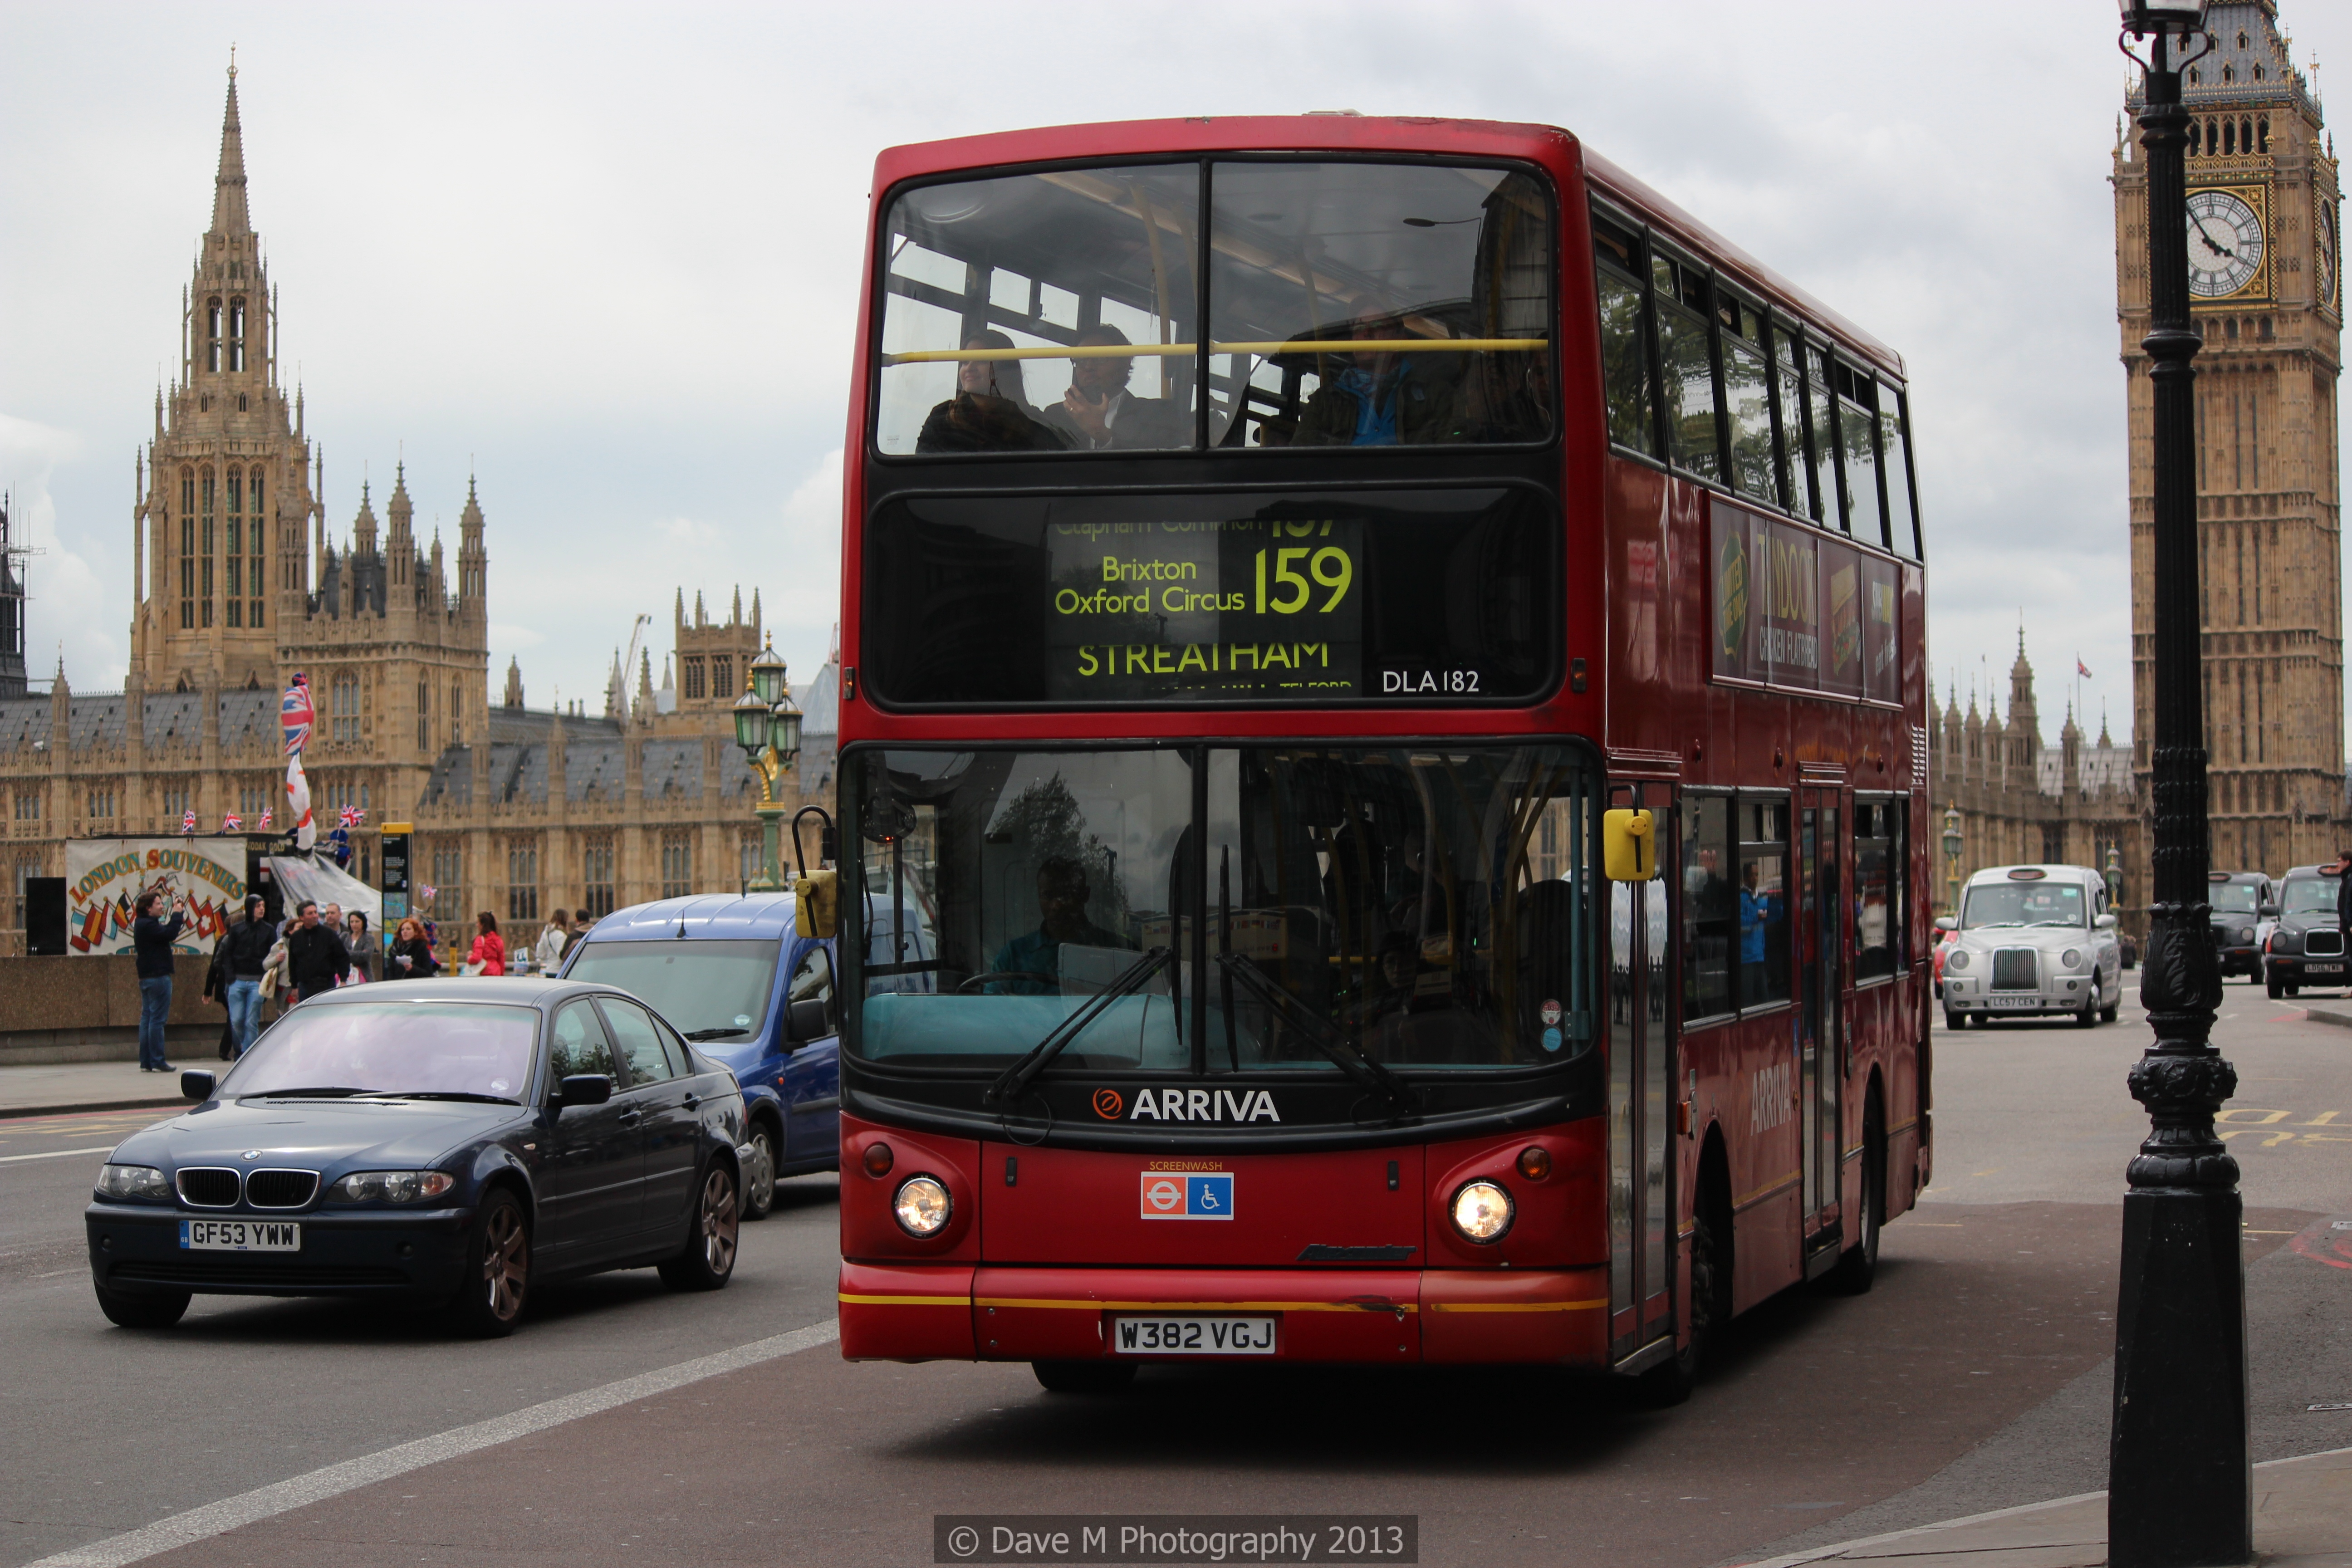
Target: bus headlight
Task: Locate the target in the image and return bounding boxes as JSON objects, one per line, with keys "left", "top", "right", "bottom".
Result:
{"left": 1947, "top": 951, "right": 1970, "bottom": 971}
{"left": 1450, "top": 1181, "right": 1514, "bottom": 1244}
{"left": 893, "top": 1175, "right": 952, "bottom": 1237}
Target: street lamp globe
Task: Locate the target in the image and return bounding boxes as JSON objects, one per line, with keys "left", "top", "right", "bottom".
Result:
{"left": 732, "top": 686, "right": 771, "bottom": 755}
{"left": 749, "top": 640, "right": 788, "bottom": 707}
{"left": 1941, "top": 804, "right": 1963, "bottom": 863}
{"left": 769, "top": 694, "right": 804, "bottom": 764}
{"left": 2117, "top": 0, "right": 2208, "bottom": 36}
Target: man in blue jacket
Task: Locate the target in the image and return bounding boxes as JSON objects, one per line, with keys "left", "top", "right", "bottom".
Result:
{"left": 131, "top": 888, "right": 186, "bottom": 1073}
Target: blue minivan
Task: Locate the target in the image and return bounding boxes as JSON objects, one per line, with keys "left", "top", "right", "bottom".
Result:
{"left": 560, "top": 893, "right": 843, "bottom": 1220}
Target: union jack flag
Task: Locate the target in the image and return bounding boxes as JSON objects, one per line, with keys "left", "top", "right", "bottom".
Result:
{"left": 418, "top": 883, "right": 438, "bottom": 904}
{"left": 180, "top": 809, "right": 196, "bottom": 835}
{"left": 258, "top": 806, "right": 273, "bottom": 829}
{"left": 281, "top": 673, "right": 315, "bottom": 756}
{"left": 221, "top": 811, "right": 241, "bottom": 833}
{"left": 338, "top": 805, "right": 366, "bottom": 828}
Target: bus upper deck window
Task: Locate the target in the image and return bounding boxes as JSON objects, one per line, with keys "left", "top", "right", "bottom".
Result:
{"left": 875, "top": 166, "right": 1202, "bottom": 457}
{"left": 1206, "top": 162, "right": 1554, "bottom": 450}
{"left": 1720, "top": 291, "right": 1772, "bottom": 503}
{"left": 1879, "top": 378, "right": 1922, "bottom": 560}
{"left": 1592, "top": 209, "right": 1653, "bottom": 456}
{"left": 1650, "top": 250, "right": 1720, "bottom": 483}
{"left": 1770, "top": 323, "right": 1814, "bottom": 520}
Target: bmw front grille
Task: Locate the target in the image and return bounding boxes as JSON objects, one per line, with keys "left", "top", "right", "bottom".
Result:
{"left": 175, "top": 1168, "right": 241, "bottom": 1207}
{"left": 244, "top": 1169, "right": 320, "bottom": 1209}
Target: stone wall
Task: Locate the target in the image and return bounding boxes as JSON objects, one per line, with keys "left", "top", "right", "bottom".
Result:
{"left": 0, "top": 953, "right": 224, "bottom": 1065}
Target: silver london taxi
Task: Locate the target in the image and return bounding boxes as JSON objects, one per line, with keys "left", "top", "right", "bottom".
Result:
{"left": 1939, "top": 864, "right": 2123, "bottom": 1029}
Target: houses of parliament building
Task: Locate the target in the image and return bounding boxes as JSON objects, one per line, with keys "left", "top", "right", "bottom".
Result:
{"left": 0, "top": 71, "right": 833, "bottom": 957}
{"left": 1942, "top": 0, "right": 2350, "bottom": 926}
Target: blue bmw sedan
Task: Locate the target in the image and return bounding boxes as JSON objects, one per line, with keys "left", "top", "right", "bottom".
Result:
{"left": 83, "top": 978, "right": 751, "bottom": 1337}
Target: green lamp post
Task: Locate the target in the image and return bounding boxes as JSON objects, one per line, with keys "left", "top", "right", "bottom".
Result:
{"left": 734, "top": 639, "right": 802, "bottom": 892}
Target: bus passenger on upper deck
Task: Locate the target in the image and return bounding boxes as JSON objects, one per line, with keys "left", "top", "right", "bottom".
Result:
{"left": 985, "top": 858, "right": 1128, "bottom": 995}
{"left": 1037, "top": 324, "right": 1192, "bottom": 450}
{"left": 1292, "top": 312, "right": 1462, "bottom": 447}
{"left": 916, "top": 332, "right": 1068, "bottom": 453}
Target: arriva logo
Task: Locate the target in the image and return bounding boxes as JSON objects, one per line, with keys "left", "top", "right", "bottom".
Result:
{"left": 1752, "top": 1062, "right": 1792, "bottom": 1132}
{"left": 1124, "top": 1087, "right": 1281, "bottom": 1123}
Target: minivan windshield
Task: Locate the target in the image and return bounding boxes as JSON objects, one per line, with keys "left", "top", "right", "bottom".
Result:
{"left": 1960, "top": 881, "right": 2086, "bottom": 929}
{"left": 847, "top": 744, "right": 1594, "bottom": 1073}
{"left": 561, "top": 940, "right": 782, "bottom": 1040}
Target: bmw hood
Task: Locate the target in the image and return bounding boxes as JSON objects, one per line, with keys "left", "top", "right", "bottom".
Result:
{"left": 105, "top": 1098, "right": 529, "bottom": 1173}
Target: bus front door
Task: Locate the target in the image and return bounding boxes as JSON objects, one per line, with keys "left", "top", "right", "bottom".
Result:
{"left": 1798, "top": 786, "right": 1844, "bottom": 1262}
{"left": 1607, "top": 783, "right": 1676, "bottom": 1358}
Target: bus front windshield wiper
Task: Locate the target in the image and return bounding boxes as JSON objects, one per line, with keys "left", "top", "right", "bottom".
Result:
{"left": 984, "top": 947, "right": 1174, "bottom": 1110}
{"left": 1216, "top": 952, "right": 1421, "bottom": 1119}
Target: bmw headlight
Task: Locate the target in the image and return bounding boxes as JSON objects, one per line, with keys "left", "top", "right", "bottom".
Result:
{"left": 1947, "top": 950, "right": 1971, "bottom": 971}
{"left": 327, "top": 1170, "right": 456, "bottom": 1205}
{"left": 1450, "top": 1181, "right": 1515, "bottom": 1243}
{"left": 893, "top": 1175, "right": 952, "bottom": 1237}
{"left": 96, "top": 1164, "right": 168, "bottom": 1202}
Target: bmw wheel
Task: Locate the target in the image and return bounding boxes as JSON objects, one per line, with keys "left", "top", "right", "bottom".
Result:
{"left": 94, "top": 1283, "right": 190, "bottom": 1329}
{"left": 658, "top": 1161, "right": 740, "bottom": 1291}
{"left": 448, "top": 1190, "right": 529, "bottom": 1338}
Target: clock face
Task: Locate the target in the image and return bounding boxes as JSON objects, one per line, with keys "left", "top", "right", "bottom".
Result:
{"left": 2319, "top": 202, "right": 2339, "bottom": 311}
{"left": 2186, "top": 189, "right": 2265, "bottom": 299}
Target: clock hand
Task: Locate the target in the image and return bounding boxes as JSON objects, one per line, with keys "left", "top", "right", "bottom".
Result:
{"left": 2191, "top": 216, "right": 2238, "bottom": 259}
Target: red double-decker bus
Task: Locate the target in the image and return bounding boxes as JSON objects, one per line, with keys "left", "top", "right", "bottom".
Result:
{"left": 829, "top": 114, "right": 1929, "bottom": 1399}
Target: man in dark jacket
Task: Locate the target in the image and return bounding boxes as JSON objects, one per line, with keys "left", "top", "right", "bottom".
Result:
{"left": 283, "top": 900, "right": 349, "bottom": 1002}
{"left": 220, "top": 895, "right": 276, "bottom": 1055}
{"left": 131, "top": 888, "right": 186, "bottom": 1073}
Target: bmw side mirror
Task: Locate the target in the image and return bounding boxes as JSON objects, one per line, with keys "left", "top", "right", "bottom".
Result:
{"left": 785, "top": 998, "right": 830, "bottom": 1046}
{"left": 557, "top": 1073, "right": 613, "bottom": 1110}
{"left": 181, "top": 1069, "right": 216, "bottom": 1103}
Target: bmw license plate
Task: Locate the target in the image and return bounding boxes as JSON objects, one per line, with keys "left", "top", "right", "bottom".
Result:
{"left": 2306, "top": 963, "right": 2344, "bottom": 975}
{"left": 1986, "top": 996, "right": 2042, "bottom": 1009}
{"left": 180, "top": 1219, "right": 300, "bottom": 1252}
{"left": 1110, "top": 1315, "right": 1277, "bottom": 1355}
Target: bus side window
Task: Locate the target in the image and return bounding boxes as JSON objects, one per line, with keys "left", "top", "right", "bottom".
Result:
{"left": 1770, "top": 321, "right": 1813, "bottom": 520}
{"left": 1681, "top": 794, "right": 1734, "bottom": 1021}
{"left": 1736, "top": 797, "right": 1791, "bottom": 1008}
{"left": 1853, "top": 801, "right": 1899, "bottom": 982}
{"left": 1806, "top": 344, "right": 1840, "bottom": 532}
{"left": 1592, "top": 211, "right": 1656, "bottom": 456}
{"left": 1880, "top": 378, "right": 1923, "bottom": 560}
{"left": 1835, "top": 360, "right": 1888, "bottom": 550}
{"left": 1719, "top": 291, "right": 1773, "bottom": 502}
{"left": 1652, "top": 249, "right": 1721, "bottom": 482}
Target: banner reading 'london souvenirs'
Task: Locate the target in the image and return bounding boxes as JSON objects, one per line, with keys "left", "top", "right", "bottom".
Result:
{"left": 63, "top": 838, "right": 247, "bottom": 956}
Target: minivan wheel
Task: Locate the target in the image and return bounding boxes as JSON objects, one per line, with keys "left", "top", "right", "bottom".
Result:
{"left": 741, "top": 1125, "right": 778, "bottom": 1222}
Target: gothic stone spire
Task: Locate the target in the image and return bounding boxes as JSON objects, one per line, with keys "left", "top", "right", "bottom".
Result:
{"left": 212, "top": 62, "right": 250, "bottom": 236}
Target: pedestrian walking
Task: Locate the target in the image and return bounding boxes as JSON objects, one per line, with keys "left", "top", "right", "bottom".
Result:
{"left": 220, "top": 895, "right": 275, "bottom": 1056}
{"left": 387, "top": 916, "right": 438, "bottom": 980}
{"left": 202, "top": 926, "right": 235, "bottom": 1061}
{"left": 466, "top": 911, "right": 507, "bottom": 976}
{"left": 283, "top": 899, "right": 349, "bottom": 1001}
{"left": 341, "top": 910, "right": 374, "bottom": 984}
{"left": 131, "top": 887, "right": 185, "bottom": 1073}
{"left": 534, "top": 909, "right": 570, "bottom": 974}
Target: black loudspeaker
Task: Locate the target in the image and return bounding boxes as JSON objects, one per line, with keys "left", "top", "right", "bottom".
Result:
{"left": 25, "top": 877, "right": 67, "bottom": 956}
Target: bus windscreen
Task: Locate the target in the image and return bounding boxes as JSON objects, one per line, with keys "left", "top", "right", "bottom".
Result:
{"left": 863, "top": 486, "right": 1556, "bottom": 707}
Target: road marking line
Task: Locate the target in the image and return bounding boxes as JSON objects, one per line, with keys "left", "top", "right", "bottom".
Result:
{"left": 0, "top": 1146, "right": 114, "bottom": 1164}
{"left": 25, "top": 1316, "right": 841, "bottom": 1568}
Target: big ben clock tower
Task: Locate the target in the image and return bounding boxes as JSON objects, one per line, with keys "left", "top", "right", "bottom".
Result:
{"left": 2115, "top": 0, "right": 2347, "bottom": 878}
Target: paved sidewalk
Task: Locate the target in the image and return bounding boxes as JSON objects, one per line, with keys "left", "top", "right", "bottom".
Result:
{"left": 1741, "top": 1446, "right": 2352, "bottom": 1568}
{"left": 2302, "top": 998, "right": 2352, "bottom": 1029}
{"left": 0, "top": 1060, "right": 193, "bottom": 1117}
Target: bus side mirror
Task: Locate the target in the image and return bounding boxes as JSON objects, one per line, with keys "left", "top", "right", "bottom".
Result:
{"left": 1602, "top": 808, "right": 1656, "bottom": 883}
{"left": 795, "top": 870, "right": 839, "bottom": 939}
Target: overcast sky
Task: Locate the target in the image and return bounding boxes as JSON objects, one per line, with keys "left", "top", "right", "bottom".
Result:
{"left": 5, "top": 0, "right": 2349, "bottom": 742}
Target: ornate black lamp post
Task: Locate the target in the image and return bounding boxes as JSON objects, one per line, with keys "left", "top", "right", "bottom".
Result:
{"left": 732, "top": 639, "right": 804, "bottom": 893}
{"left": 2113, "top": 5, "right": 2249, "bottom": 1565}
{"left": 1941, "top": 803, "right": 1964, "bottom": 916}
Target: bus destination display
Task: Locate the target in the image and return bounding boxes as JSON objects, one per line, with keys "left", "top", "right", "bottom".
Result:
{"left": 863, "top": 488, "right": 1553, "bottom": 708}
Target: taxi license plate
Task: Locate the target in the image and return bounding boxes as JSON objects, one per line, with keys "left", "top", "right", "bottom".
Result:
{"left": 2306, "top": 963, "right": 2344, "bottom": 975}
{"left": 179, "top": 1219, "right": 300, "bottom": 1252}
{"left": 1987, "top": 996, "right": 2043, "bottom": 1009}
{"left": 1110, "top": 1315, "right": 1276, "bottom": 1355}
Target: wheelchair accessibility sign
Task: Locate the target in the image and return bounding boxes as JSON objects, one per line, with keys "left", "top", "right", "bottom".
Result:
{"left": 1140, "top": 1171, "right": 1235, "bottom": 1220}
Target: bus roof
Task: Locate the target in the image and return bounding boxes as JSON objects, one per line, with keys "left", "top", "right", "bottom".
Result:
{"left": 867, "top": 113, "right": 1905, "bottom": 381}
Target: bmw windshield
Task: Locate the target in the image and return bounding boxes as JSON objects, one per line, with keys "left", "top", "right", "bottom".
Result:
{"left": 843, "top": 745, "right": 1597, "bottom": 1079}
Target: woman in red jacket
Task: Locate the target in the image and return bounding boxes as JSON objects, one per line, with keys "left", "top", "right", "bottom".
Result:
{"left": 468, "top": 911, "right": 507, "bottom": 976}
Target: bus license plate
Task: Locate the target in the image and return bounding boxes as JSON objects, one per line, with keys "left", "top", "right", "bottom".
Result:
{"left": 2306, "top": 963, "right": 2344, "bottom": 975}
{"left": 1986, "top": 996, "right": 2042, "bottom": 1009}
{"left": 180, "top": 1219, "right": 300, "bottom": 1252}
{"left": 1111, "top": 1315, "right": 1276, "bottom": 1355}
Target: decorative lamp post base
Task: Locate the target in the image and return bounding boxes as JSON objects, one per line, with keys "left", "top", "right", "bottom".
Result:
{"left": 749, "top": 800, "right": 789, "bottom": 893}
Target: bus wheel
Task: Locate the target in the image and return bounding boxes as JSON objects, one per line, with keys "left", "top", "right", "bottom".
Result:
{"left": 1638, "top": 1149, "right": 1729, "bottom": 1408}
{"left": 1033, "top": 1360, "right": 1137, "bottom": 1395}
{"left": 1825, "top": 1095, "right": 1884, "bottom": 1295}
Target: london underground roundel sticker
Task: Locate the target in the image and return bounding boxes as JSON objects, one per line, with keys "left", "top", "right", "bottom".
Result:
{"left": 1145, "top": 1177, "right": 1184, "bottom": 1214}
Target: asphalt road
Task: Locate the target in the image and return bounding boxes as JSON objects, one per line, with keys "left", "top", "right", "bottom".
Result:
{"left": 2, "top": 980, "right": 2348, "bottom": 1568}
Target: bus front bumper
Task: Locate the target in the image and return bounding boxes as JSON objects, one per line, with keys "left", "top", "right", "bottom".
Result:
{"left": 838, "top": 1261, "right": 1612, "bottom": 1367}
